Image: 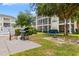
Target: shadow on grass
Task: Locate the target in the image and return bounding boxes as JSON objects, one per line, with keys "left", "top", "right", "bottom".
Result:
{"left": 10, "top": 33, "right": 79, "bottom": 56}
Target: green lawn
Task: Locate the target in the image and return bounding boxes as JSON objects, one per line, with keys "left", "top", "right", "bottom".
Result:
{"left": 10, "top": 33, "right": 79, "bottom": 56}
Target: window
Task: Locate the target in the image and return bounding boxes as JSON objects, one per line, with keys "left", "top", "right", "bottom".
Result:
{"left": 37, "top": 20, "right": 42, "bottom": 25}
{"left": 67, "top": 20, "right": 69, "bottom": 23}
{"left": 43, "top": 18, "right": 47, "bottom": 24}
{"left": 4, "top": 18, "right": 10, "bottom": 20}
{"left": 3, "top": 17, "right": 10, "bottom": 23}
{"left": 43, "top": 26, "right": 47, "bottom": 32}
{"left": 37, "top": 26, "right": 42, "bottom": 32}
{"left": 4, "top": 23, "right": 10, "bottom": 27}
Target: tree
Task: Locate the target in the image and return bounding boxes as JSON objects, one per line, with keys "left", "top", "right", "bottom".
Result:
{"left": 71, "top": 10, "right": 79, "bottom": 32}
{"left": 57, "top": 4, "right": 79, "bottom": 35}
{"left": 33, "top": 3, "right": 79, "bottom": 36}
{"left": 15, "top": 11, "right": 31, "bottom": 28}
{"left": 15, "top": 11, "right": 37, "bottom": 40}
{"left": 72, "top": 11, "right": 79, "bottom": 22}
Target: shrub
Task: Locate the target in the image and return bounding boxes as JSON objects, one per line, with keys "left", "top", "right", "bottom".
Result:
{"left": 32, "top": 28, "right": 37, "bottom": 34}
{"left": 15, "top": 26, "right": 37, "bottom": 36}
{"left": 73, "top": 31, "right": 79, "bottom": 34}
{"left": 24, "top": 26, "right": 37, "bottom": 35}
{"left": 15, "top": 29, "right": 21, "bottom": 36}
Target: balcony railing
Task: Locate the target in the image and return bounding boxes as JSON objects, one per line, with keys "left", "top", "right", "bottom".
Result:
{"left": 59, "top": 20, "right": 69, "bottom": 23}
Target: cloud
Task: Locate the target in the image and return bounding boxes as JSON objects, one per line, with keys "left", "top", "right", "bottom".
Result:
{"left": 1, "top": 3, "right": 28, "bottom": 6}
{"left": 31, "top": 11, "right": 36, "bottom": 16}
{"left": 1, "top": 3, "right": 17, "bottom": 6}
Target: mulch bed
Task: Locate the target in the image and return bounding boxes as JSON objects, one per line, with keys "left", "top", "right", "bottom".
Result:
{"left": 51, "top": 37, "right": 79, "bottom": 44}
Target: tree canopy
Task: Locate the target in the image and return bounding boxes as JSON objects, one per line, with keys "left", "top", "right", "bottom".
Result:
{"left": 34, "top": 3, "right": 79, "bottom": 19}
{"left": 32, "top": 3, "right": 79, "bottom": 35}
{"left": 15, "top": 12, "right": 32, "bottom": 28}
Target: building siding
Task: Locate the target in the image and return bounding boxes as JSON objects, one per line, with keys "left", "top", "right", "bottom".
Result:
{"left": 32, "top": 15, "right": 77, "bottom": 33}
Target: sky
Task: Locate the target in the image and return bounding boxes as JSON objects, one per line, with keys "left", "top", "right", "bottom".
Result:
{"left": 0, "top": 3, "right": 35, "bottom": 17}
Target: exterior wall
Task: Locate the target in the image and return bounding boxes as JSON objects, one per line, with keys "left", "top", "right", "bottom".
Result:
{"left": 51, "top": 15, "right": 59, "bottom": 31}
{"left": 32, "top": 15, "right": 77, "bottom": 33}
{"left": 35, "top": 16, "right": 51, "bottom": 32}
{"left": 0, "top": 16, "right": 15, "bottom": 28}
{"left": 0, "top": 14, "right": 16, "bottom": 35}
{"left": 59, "top": 18, "right": 75, "bottom": 33}
{"left": 59, "top": 19, "right": 74, "bottom": 33}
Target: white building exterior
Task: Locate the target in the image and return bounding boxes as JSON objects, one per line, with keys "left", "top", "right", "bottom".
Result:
{"left": 0, "top": 14, "right": 16, "bottom": 35}
{"left": 32, "top": 15, "right": 77, "bottom": 33}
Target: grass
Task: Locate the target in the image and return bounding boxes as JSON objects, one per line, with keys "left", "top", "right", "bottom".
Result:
{"left": 51, "top": 33, "right": 79, "bottom": 40}
{"left": 10, "top": 33, "right": 79, "bottom": 56}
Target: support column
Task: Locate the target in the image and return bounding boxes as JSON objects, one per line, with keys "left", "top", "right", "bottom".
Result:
{"left": 69, "top": 19, "right": 72, "bottom": 34}
{"left": 51, "top": 17, "right": 52, "bottom": 30}
{"left": 42, "top": 18, "right": 43, "bottom": 32}
{"left": 2, "top": 17, "right": 3, "bottom": 27}
{"left": 57, "top": 16, "right": 59, "bottom": 32}
{"left": 0, "top": 17, "right": 2, "bottom": 31}
{"left": 1, "top": 17, "right": 4, "bottom": 31}
{"left": 47, "top": 17, "right": 49, "bottom": 33}
{"left": 74, "top": 21, "right": 77, "bottom": 32}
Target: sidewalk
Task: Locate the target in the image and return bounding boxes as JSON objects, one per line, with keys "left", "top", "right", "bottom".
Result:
{"left": 0, "top": 38, "right": 41, "bottom": 56}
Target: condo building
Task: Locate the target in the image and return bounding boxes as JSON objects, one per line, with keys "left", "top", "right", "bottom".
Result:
{"left": 32, "top": 15, "right": 78, "bottom": 33}
{"left": 0, "top": 14, "right": 16, "bottom": 35}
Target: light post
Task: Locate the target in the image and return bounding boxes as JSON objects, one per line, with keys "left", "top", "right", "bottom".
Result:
{"left": 8, "top": 28, "right": 11, "bottom": 40}
{"left": 9, "top": 32, "right": 11, "bottom": 40}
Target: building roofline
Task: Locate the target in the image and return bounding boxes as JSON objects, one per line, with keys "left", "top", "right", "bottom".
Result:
{"left": 0, "top": 14, "right": 16, "bottom": 19}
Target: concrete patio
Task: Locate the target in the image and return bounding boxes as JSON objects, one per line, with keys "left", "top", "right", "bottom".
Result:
{"left": 0, "top": 36, "right": 41, "bottom": 56}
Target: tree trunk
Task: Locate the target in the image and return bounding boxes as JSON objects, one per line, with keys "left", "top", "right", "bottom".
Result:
{"left": 64, "top": 19, "right": 68, "bottom": 36}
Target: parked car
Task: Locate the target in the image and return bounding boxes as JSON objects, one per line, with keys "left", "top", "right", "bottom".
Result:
{"left": 49, "top": 29, "right": 59, "bottom": 38}
{"left": 49, "top": 29, "right": 59, "bottom": 34}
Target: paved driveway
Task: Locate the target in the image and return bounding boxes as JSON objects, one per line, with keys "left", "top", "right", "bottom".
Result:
{"left": 0, "top": 37, "right": 41, "bottom": 56}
